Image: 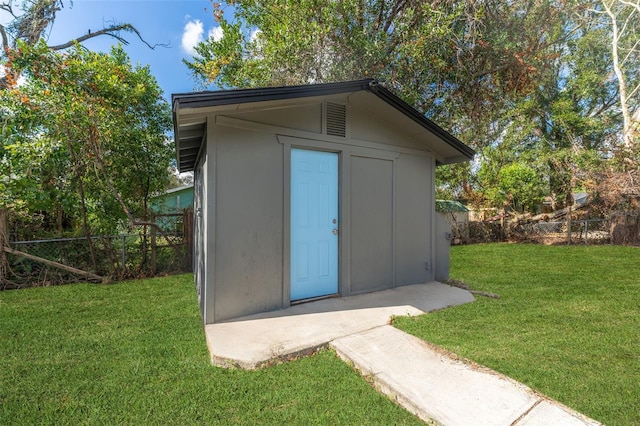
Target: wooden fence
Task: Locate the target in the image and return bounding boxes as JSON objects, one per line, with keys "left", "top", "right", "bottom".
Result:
{"left": 150, "top": 208, "right": 193, "bottom": 274}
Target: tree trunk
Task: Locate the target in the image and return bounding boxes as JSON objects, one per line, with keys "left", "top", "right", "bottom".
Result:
{"left": 2, "top": 246, "right": 104, "bottom": 282}
{"left": 56, "top": 204, "right": 63, "bottom": 234}
{"left": 602, "top": 1, "right": 638, "bottom": 153}
{"left": 150, "top": 215, "right": 156, "bottom": 275}
{"left": 610, "top": 211, "right": 640, "bottom": 245}
{"left": 77, "top": 177, "right": 99, "bottom": 273}
{"left": 0, "top": 208, "right": 7, "bottom": 284}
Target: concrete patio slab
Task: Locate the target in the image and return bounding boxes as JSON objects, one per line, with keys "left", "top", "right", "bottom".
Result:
{"left": 331, "top": 325, "right": 601, "bottom": 426}
{"left": 204, "top": 281, "right": 474, "bottom": 368}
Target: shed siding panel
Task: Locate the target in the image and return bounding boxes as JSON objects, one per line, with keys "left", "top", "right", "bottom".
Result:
{"left": 349, "top": 156, "right": 394, "bottom": 293}
{"left": 229, "top": 103, "right": 323, "bottom": 134}
{"left": 395, "top": 154, "right": 433, "bottom": 285}
{"left": 213, "top": 126, "right": 284, "bottom": 321}
{"left": 349, "top": 102, "right": 422, "bottom": 149}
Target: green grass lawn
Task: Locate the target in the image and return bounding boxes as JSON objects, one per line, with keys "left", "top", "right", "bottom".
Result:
{"left": 394, "top": 243, "right": 640, "bottom": 426}
{"left": 0, "top": 275, "right": 422, "bottom": 425}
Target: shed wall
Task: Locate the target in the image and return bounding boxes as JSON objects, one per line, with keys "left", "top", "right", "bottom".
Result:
{"left": 229, "top": 103, "right": 323, "bottom": 134}
{"left": 200, "top": 101, "right": 439, "bottom": 323}
{"left": 213, "top": 126, "right": 284, "bottom": 322}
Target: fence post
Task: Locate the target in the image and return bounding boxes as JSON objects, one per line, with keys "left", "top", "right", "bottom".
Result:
{"left": 151, "top": 214, "right": 157, "bottom": 275}
{"left": 566, "top": 205, "right": 572, "bottom": 245}
{"left": 583, "top": 220, "right": 588, "bottom": 244}
{"left": 121, "top": 235, "right": 126, "bottom": 272}
{"left": 0, "top": 208, "right": 6, "bottom": 284}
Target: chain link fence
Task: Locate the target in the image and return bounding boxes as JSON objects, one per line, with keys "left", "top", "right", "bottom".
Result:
{"left": 1, "top": 210, "right": 193, "bottom": 290}
{"left": 3, "top": 233, "right": 189, "bottom": 290}
{"left": 513, "top": 219, "right": 610, "bottom": 244}
{"left": 450, "top": 218, "right": 610, "bottom": 245}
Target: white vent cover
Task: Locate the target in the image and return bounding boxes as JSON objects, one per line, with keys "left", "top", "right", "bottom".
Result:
{"left": 326, "top": 102, "right": 347, "bottom": 138}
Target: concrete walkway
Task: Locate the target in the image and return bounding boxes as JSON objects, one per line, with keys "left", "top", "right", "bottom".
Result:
{"left": 331, "top": 325, "right": 601, "bottom": 426}
{"left": 204, "top": 282, "right": 602, "bottom": 426}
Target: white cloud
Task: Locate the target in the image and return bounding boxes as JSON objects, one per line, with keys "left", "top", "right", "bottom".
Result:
{"left": 181, "top": 19, "right": 204, "bottom": 56}
{"left": 182, "top": 20, "right": 224, "bottom": 56}
{"left": 249, "top": 29, "right": 261, "bottom": 43}
{"left": 208, "top": 26, "right": 224, "bottom": 42}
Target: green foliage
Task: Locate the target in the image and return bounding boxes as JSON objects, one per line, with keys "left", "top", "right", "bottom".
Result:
{"left": 496, "top": 163, "right": 545, "bottom": 212}
{"left": 186, "top": 0, "right": 629, "bottom": 214}
{"left": 435, "top": 162, "right": 474, "bottom": 201}
{"left": 479, "top": 162, "right": 545, "bottom": 212}
{"left": 394, "top": 244, "right": 640, "bottom": 425}
{"left": 1, "top": 42, "right": 173, "bottom": 238}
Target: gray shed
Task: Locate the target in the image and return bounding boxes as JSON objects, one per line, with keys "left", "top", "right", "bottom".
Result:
{"left": 172, "top": 79, "right": 474, "bottom": 324}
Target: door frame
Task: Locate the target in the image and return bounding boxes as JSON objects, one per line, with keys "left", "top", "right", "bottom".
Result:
{"left": 281, "top": 137, "right": 343, "bottom": 307}
{"left": 289, "top": 148, "right": 340, "bottom": 301}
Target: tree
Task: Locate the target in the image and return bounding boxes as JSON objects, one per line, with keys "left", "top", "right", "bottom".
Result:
{"left": 479, "top": 159, "right": 546, "bottom": 213}
{"left": 596, "top": 0, "right": 640, "bottom": 154}
{"left": 1, "top": 42, "right": 173, "bottom": 271}
{"left": 0, "top": 1, "right": 175, "bottom": 280}
{"left": 571, "top": 0, "right": 640, "bottom": 229}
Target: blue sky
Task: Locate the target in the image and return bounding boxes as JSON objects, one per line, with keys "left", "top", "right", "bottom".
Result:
{"left": 40, "top": 0, "right": 226, "bottom": 101}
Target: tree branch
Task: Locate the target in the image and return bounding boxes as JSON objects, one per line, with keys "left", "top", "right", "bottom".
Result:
{"left": 628, "top": 81, "right": 640, "bottom": 99}
{"left": 0, "top": 2, "right": 17, "bottom": 19}
{"left": 48, "top": 23, "right": 169, "bottom": 51}
{"left": 588, "top": 90, "right": 620, "bottom": 118}
{"left": 0, "top": 23, "right": 8, "bottom": 51}
{"left": 2, "top": 246, "right": 105, "bottom": 282}
{"left": 617, "top": 8, "right": 635, "bottom": 35}
{"left": 620, "top": 37, "right": 640, "bottom": 66}
{"left": 619, "top": 0, "right": 640, "bottom": 14}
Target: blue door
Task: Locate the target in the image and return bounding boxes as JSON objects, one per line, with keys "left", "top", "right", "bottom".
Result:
{"left": 290, "top": 148, "right": 339, "bottom": 300}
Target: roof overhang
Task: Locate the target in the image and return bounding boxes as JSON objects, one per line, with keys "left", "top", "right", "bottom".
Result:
{"left": 172, "top": 79, "right": 475, "bottom": 172}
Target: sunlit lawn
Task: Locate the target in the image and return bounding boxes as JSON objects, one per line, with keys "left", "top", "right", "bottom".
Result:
{"left": 394, "top": 243, "right": 640, "bottom": 426}
{"left": 0, "top": 275, "right": 421, "bottom": 425}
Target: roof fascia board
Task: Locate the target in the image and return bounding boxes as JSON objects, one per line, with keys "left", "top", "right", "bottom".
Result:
{"left": 172, "top": 79, "right": 373, "bottom": 111}
{"left": 177, "top": 95, "right": 338, "bottom": 118}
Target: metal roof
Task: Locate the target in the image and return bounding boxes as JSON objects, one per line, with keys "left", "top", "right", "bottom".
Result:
{"left": 172, "top": 79, "right": 475, "bottom": 172}
{"left": 436, "top": 200, "right": 470, "bottom": 213}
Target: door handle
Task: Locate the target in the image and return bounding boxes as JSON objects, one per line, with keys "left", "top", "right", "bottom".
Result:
{"left": 332, "top": 229, "right": 339, "bottom": 235}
